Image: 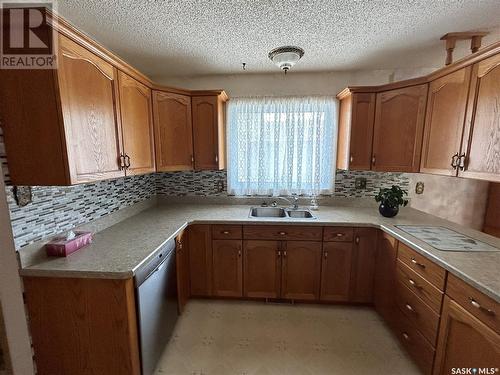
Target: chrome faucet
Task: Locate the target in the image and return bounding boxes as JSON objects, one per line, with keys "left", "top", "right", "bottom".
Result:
{"left": 270, "top": 194, "right": 299, "bottom": 210}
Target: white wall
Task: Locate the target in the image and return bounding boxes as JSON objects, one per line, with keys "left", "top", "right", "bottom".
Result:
{"left": 155, "top": 68, "right": 437, "bottom": 97}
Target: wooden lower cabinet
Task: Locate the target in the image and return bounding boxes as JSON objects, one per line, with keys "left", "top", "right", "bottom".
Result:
{"left": 281, "top": 241, "right": 322, "bottom": 301}
{"left": 188, "top": 224, "right": 212, "bottom": 296}
{"left": 350, "top": 228, "right": 377, "bottom": 303}
{"left": 434, "top": 296, "right": 500, "bottom": 375}
{"left": 243, "top": 240, "right": 281, "bottom": 298}
{"left": 373, "top": 232, "right": 398, "bottom": 326}
{"left": 23, "top": 277, "right": 141, "bottom": 375}
{"left": 176, "top": 230, "right": 190, "bottom": 313}
{"left": 320, "top": 242, "right": 353, "bottom": 301}
{"left": 212, "top": 239, "right": 243, "bottom": 297}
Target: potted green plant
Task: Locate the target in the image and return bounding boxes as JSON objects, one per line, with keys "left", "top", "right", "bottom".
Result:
{"left": 374, "top": 185, "right": 409, "bottom": 218}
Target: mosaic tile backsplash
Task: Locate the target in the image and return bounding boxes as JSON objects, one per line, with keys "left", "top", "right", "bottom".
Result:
{"left": 156, "top": 170, "right": 410, "bottom": 198}
{"left": 5, "top": 174, "right": 156, "bottom": 249}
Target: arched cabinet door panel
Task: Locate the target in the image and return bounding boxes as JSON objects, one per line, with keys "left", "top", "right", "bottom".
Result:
{"left": 118, "top": 72, "right": 155, "bottom": 175}
{"left": 57, "top": 34, "right": 125, "bottom": 183}
{"left": 460, "top": 53, "right": 500, "bottom": 182}
{"left": 152, "top": 90, "right": 194, "bottom": 172}
{"left": 372, "top": 84, "right": 428, "bottom": 172}
{"left": 420, "top": 67, "right": 471, "bottom": 176}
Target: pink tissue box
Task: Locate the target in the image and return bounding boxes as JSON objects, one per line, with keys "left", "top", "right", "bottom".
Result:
{"left": 45, "top": 231, "right": 93, "bottom": 257}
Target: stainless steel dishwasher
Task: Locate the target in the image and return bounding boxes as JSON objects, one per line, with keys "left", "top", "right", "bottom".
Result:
{"left": 135, "top": 239, "right": 178, "bottom": 375}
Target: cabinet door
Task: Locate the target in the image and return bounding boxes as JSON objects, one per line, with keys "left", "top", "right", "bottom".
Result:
{"left": 320, "top": 242, "right": 353, "bottom": 302}
{"left": 350, "top": 228, "right": 377, "bottom": 303}
{"left": 243, "top": 240, "right": 281, "bottom": 299}
{"left": 212, "top": 240, "right": 243, "bottom": 297}
{"left": 188, "top": 225, "right": 212, "bottom": 297}
{"left": 192, "top": 96, "right": 219, "bottom": 170}
{"left": 57, "top": 35, "right": 124, "bottom": 183}
{"left": 117, "top": 72, "right": 155, "bottom": 175}
{"left": 433, "top": 296, "right": 500, "bottom": 375}
{"left": 373, "top": 232, "right": 398, "bottom": 325}
{"left": 460, "top": 54, "right": 500, "bottom": 182}
{"left": 372, "top": 84, "right": 428, "bottom": 172}
{"left": 176, "top": 230, "right": 190, "bottom": 314}
{"left": 420, "top": 68, "right": 471, "bottom": 176}
{"left": 281, "top": 241, "right": 322, "bottom": 301}
{"left": 153, "top": 91, "right": 193, "bottom": 171}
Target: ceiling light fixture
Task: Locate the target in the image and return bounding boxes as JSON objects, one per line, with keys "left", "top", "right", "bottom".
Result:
{"left": 268, "top": 46, "right": 304, "bottom": 74}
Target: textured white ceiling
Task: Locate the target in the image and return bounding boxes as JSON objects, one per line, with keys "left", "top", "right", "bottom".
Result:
{"left": 56, "top": 0, "right": 500, "bottom": 78}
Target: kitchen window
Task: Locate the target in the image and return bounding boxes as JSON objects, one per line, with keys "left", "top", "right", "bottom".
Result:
{"left": 227, "top": 96, "right": 337, "bottom": 196}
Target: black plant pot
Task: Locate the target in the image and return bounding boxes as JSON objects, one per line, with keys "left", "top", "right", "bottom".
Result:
{"left": 379, "top": 203, "right": 399, "bottom": 218}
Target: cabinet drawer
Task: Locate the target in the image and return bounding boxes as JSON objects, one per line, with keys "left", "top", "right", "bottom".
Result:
{"left": 397, "top": 260, "right": 443, "bottom": 314}
{"left": 243, "top": 225, "right": 322, "bottom": 241}
{"left": 396, "top": 281, "right": 440, "bottom": 346}
{"left": 398, "top": 242, "right": 446, "bottom": 290}
{"left": 446, "top": 273, "right": 499, "bottom": 333}
{"left": 394, "top": 310, "right": 435, "bottom": 375}
{"left": 212, "top": 225, "right": 242, "bottom": 239}
{"left": 323, "top": 227, "right": 354, "bottom": 242}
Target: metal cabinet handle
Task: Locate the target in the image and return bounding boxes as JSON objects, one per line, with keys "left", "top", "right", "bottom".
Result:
{"left": 350, "top": 155, "right": 354, "bottom": 163}
{"left": 238, "top": 249, "right": 242, "bottom": 257}
{"left": 124, "top": 154, "right": 131, "bottom": 168}
{"left": 405, "top": 304, "right": 414, "bottom": 312}
{"left": 283, "top": 251, "right": 287, "bottom": 257}
{"left": 277, "top": 250, "right": 281, "bottom": 257}
{"left": 222, "top": 231, "right": 230, "bottom": 235}
{"left": 215, "top": 154, "right": 219, "bottom": 163}
{"left": 469, "top": 297, "right": 495, "bottom": 316}
{"left": 371, "top": 155, "right": 376, "bottom": 166}
{"left": 324, "top": 252, "right": 328, "bottom": 259}
{"left": 411, "top": 258, "right": 426, "bottom": 268}
{"left": 458, "top": 153, "right": 466, "bottom": 171}
{"left": 336, "top": 233, "right": 344, "bottom": 237}
{"left": 355, "top": 236, "right": 360, "bottom": 244}
{"left": 119, "top": 154, "right": 126, "bottom": 170}
{"left": 450, "top": 153, "right": 459, "bottom": 169}
{"left": 191, "top": 155, "right": 194, "bottom": 165}
{"left": 408, "top": 279, "right": 421, "bottom": 289}
{"left": 279, "top": 231, "right": 287, "bottom": 236}
{"left": 402, "top": 332, "right": 410, "bottom": 341}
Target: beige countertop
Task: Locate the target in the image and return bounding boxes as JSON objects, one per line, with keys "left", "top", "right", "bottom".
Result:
{"left": 20, "top": 202, "right": 500, "bottom": 302}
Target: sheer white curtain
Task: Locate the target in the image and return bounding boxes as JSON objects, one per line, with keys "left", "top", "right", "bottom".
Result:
{"left": 227, "top": 96, "right": 337, "bottom": 196}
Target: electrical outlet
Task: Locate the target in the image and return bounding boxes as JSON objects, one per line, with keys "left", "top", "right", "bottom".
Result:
{"left": 415, "top": 181, "right": 425, "bottom": 194}
{"left": 355, "top": 177, "right": 367, "bottom": 189}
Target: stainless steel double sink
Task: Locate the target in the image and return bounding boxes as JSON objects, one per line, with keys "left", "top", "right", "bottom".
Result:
{"left": 249, "top": 207, "right": 316, "bottom": 219}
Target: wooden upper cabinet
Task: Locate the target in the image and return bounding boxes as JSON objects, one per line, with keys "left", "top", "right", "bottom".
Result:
{"left": 243, "top": 240, "right": 281, "bottom": 299}
{"left": 117, "top": 71, "right": 155, "bottom": 175}
{"left": 433, "top": 296, "right": 500, "bottom": 375}
{"left": 281, "top": 241, "right": 322, "bottom": 301}
{"left": 372, "top": 84, "right": 428, "bottom": 172}
{"left": 460, "top": 53, "right": 500, "bottom": 182}
{"left": 420, "top": 68, "right": 471, "bottom": 176}
{"left": 337, "top": 92, "right": 376, "bottom": 170}
{"left": 212, "top": 239, "right": 243, "bottom": 297}
{"left": 152, "top": 91, "right": 194, "bottom": 172}
{"left": 192, "top": 94, "right": 227, "bottom": 170}
{"left": 57, "top": 35, "right": 125, "bottom": 183}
